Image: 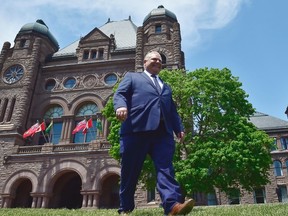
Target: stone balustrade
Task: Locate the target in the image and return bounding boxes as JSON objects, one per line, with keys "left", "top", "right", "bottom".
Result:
{"left": 12, "top": 140, "right": 111, "bottom": 155}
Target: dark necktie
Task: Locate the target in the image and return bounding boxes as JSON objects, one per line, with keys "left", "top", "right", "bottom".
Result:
{"left": 151, "top": 74, "right": 162, "bottom": 94}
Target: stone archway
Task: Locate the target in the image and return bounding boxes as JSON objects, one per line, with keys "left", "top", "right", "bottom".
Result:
{"left": 1, "top": 170, "right": 38, "bottom": 208}
{"left": 48, "top": 171, "right": 82, "bottom": 209}
{"left": 11, "top": 178, "right": 33, "bottom": 208}
{"left": 99, "top": 174, "right": 120, "bottom": 209}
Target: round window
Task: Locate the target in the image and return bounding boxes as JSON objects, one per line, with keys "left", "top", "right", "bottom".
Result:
{"left": 3, "top": 65, "right": 24, "bottom": 84}
{"left": 45, "top": 79, "right": 56, "bottom": 91}
{"left": 64, "top": 77, "right": 76, "bottom": 89}
{"left": 104, "top": 74, "right": 117, "bottom": 85}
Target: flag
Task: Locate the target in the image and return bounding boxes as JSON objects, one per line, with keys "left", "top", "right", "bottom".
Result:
{"left": 96, "top": 119, "right": 102, "bottom": 131}
{"left": 72, "top": 119, "right": 87, "bottom": 134}
{"left": 83, "top": 118, "right": 93, "bottom": 134}
{"left": 45, "top": 121, "right": 53, "bottom": 134}
{"left": 35, "top": 122, "right": 46, "bottom": 133}
{"left": 23, "top": 122, "right": 40, "bottom": 139}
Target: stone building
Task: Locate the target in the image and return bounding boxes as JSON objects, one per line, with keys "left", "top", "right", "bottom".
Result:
{"left": 203, "top": 112, "right": 288, "bottom": 206}
{"left": 244, "top": 112, "right": 288, "bottom": 204}
{"left": 0, "top": 5, "right": 184, "bottom": 209}
{"left": 1, "top": 4, "right": 288, "bottom": 210}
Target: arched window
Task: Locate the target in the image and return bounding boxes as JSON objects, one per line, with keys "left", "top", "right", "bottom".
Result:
{"left": 285, "top": 160, "right": 288, "bottom": 174}
{"left": 160, "top": 54, "right": 166, "bottom": 65}
{"left": 44, "top": 106, "right": 64, "bottom": 118}
{"left": 273, "top": 160, "right": 283, "bottom": 176}
{"left": 271, "top": 137, "right": 277, "bottom": 151}
{"left": 41, "top": 105, "right": 64, "bottom": 145}
{"left": 73, "top": 103, "right": 99, "bottom": 143}
{"left": 76, "top": 103, "right": 98, "bottom": 116}
{"left": 280, "top": 137, "right": 288, "bottom": 150}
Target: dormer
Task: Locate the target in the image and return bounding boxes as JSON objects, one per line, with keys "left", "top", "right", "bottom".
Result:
{"left": 76, "top": 28, "right": 112, "bottom": 62}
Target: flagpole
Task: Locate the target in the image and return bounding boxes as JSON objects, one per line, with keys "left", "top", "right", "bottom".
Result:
{"left": 89, "top": 116, "right": 95, "bottom": 141}
{"left": 41, "top": 130, "right": 48, "bottom": 143}
{"left": 50, "top": 123, "right": 53, "bottom": 144}
{"left": 96, "top": 117, "right": 102, "bottom": 139}
{"left": 47, "top": 130, "right": 51, "bottom": 144}
{"left": 45, "top": 118, "right": 53, "bottom": 144}
{"left": 46, "top": 119, "right": 50, "bottom": 143}
{"left": 42, "top": 119, "right": 48, "bottom": 143}
{"left": 83, "top": 117, "right": 86, "bottom": 143}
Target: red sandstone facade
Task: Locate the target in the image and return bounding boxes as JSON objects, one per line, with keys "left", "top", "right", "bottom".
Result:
{"left": 0, "top": 5, "right": 288, "bottom": 210}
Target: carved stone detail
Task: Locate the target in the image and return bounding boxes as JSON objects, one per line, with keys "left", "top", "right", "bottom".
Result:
{"left": 83, "top": 75, "right": 97, "bottom": 88}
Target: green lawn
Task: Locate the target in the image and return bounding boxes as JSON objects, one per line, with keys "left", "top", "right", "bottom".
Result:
{"left": 1, "top": 204, "right": 288, "bottom": 215}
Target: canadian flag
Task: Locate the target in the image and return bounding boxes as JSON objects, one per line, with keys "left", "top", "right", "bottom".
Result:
{"left": 35, "top": 122, "right": 46, "bottom": 133}
{"left": 72, "top": 119, "right": 87, "bottom": 134}
{"left": 83, "top": 118, "right": 93, "bottom": 134}
{"left": 23, "top": 122, "right": 40, "bottom": 139}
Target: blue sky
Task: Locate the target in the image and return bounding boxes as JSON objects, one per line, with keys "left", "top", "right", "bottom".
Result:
{"left": 0, "top": 0, "right": 287, "bottom": 120}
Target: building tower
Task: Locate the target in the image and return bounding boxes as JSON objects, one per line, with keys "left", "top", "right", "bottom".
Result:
{"left": 135, "top": 5, "right": 184, "bottom": 71}
{"left": 0, "top": 19, "right": 58, "bottom": 150}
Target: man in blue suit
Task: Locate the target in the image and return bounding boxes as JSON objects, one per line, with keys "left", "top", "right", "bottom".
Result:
{"left": 114, "top": 51, "right": 194, "bottom": 215}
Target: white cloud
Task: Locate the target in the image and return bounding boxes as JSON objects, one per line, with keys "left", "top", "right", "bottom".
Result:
{"left": 0, "top": 0, "right": 250, "bottom": 49}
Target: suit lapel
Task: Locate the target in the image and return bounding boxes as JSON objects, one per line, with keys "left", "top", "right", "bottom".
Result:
{"left": 140, "top": 72, "right": 166, "bottom": 94}
{"left": 140, "top": 72, "right": 159, "bottom": 92}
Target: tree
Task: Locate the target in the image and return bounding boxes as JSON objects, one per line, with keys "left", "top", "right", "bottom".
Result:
{"left": 102, "top": 68, "right": 274, "bottom": 195}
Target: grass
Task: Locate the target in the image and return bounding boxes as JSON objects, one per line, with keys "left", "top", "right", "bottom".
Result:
{"left": 1, "top": 203, "right": 288, "bottom": 215}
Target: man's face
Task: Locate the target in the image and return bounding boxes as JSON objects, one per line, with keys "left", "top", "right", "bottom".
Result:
{"left": 144, "top": 53, "right": 162, "bottom": 75}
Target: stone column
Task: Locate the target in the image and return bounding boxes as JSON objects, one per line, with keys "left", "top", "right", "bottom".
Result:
{"left": 1, "top": 194, "right": 13, "bottom": 208}
{"left": 3, "top": 98, "right": 14, "bottom": 122}
{"left": 41, "top": 196, "right": 48, "bottom": 208}
{"left": 172, "top": 22, "right": 182, "bottom": 69}
{"left": 92, "top": 191, "right": 100, "bottom": 208}
{"left": 81, "top": 190, "right": 100, "bottom": 208}
{"left": 36, "top": 196, "right": 42, "bottom": 208}
{"left": 31, "top": 196, "right": 37, "bottom": 208}
{"left": 59, "top": 116, "right": 73, "bottom": 144}
{"left": 135, "top": 26, "right": 144, "bottom": 72}
{"left": 87, "top": 194, "right": 93, "bottom": 207}
{"left": 0, "top": 42, "right": 11, "bottom": 70}
{"left": 82, "top": 194, "right": 87, "bottom": 207}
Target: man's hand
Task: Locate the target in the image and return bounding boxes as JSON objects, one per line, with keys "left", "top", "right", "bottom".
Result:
{"left": 116, "top": 107, "right": 128, "bottom": 121}
{"left": 176, "top": 132, "right": 185, "bottom": 143}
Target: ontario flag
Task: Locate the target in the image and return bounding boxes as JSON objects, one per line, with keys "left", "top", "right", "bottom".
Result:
{"left": 72, "top": 119, "right": 87, "bottom": 134}
{"left": 23, "top": 122, "right": 40, "bottom": 139}
{"left": 83, "top": 118, "right": 93, "bottom": 134}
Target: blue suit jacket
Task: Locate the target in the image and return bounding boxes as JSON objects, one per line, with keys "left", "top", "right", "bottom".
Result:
{"left": 113, "top": 72, "right": 183, "bottom": 136}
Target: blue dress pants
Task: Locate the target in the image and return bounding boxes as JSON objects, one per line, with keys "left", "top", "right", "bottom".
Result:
{"left": 118, "top": 124, "right": 183, "bottom": 214}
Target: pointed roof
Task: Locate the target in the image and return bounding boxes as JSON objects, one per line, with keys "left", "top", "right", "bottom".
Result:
{"left": 53, "top": 18, "right": 137, "bottom": 57}
{"left": 250, "top": 112, "right": 288, "bottom": 130}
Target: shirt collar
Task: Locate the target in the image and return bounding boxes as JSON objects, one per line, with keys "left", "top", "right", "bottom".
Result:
{"left": 144, "top": 70, "right": 158, "bottom": 78}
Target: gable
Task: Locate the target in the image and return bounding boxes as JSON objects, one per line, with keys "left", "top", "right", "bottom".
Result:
{"left": 81, "top": 27, "right": 110, "bottom": 43}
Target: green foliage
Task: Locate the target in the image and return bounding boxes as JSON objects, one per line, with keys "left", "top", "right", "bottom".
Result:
{"left": 160, "top": 68, "right": 273, "bottom": 194}
{"left": 2, "top": 204, "right": 288, "bottom": 216}
{"left": 102, "top": 68, "right": 274, "bottom": 195}
{"left": 102, "top": 84, "right": 121, "bottom": 161}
